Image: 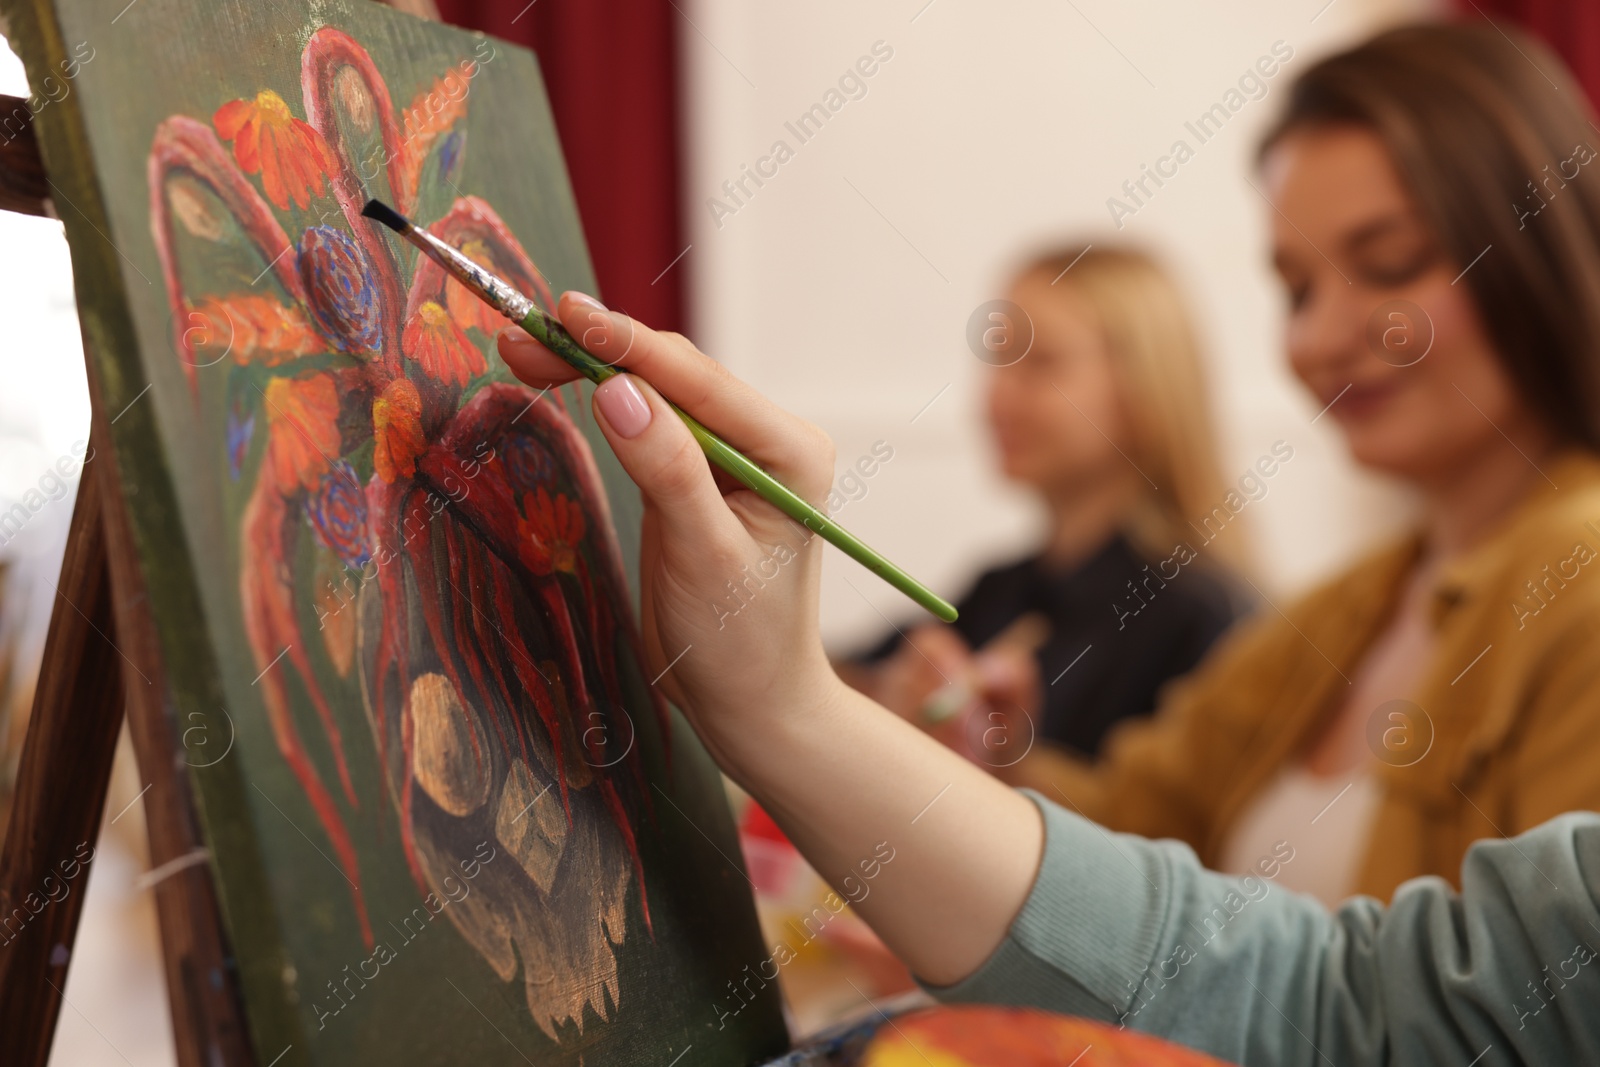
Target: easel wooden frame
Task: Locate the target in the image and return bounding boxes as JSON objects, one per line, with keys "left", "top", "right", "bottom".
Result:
{"left": 0, "top": 4, "right": 440, "bottom": 1063}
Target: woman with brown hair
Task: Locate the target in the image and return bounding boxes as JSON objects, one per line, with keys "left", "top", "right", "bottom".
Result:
{"left": 496, "top": 19, "right": 1600, "bottom": 1063}
{"left": 972, "top": 17, "right": 1600, "bottom": 910}
{"left": 841, "top": 245, "right": 1248, "bottom": 763}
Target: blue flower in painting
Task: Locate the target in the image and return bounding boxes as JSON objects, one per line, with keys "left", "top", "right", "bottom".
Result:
{"left": 305, "top": 460, "right": 372, "bottom": 569}
{"left": 298, "top": 226, "right": 382, "bottom": 355}
{"left": 499, "top": 433, "right": 557, "bottom": 493}
{"left": 227, "top": 404, "right": 255, "bottom": 480}
{"left": 438, "top": 129, "right": 465, "bottom": 184}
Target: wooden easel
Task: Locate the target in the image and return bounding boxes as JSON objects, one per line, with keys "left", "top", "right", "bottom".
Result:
{"left": 0, "top": 4, "right": 439, "bottom": 1063}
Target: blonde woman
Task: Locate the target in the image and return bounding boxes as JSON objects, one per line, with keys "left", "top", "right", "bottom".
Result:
{"left": 841, "top": 245, "right": 1249, "bottom": 761}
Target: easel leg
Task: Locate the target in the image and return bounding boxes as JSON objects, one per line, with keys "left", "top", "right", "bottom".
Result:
{"left": 0, "top": 419, "right": 258, "bottom": 1066}
{"left": 0, "top": 431, "right": 125, "bottom": 1067}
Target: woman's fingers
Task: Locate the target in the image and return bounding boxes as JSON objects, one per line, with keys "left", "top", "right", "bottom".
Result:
{"left": 552, "top": 292, "right": 836, "bottom": 504}
{"left": 500, "top": 289, "right": 838, "bottom": 553}
{"left": 497, "top": 325, "right": 584, "bottom": 389}
{"left": 590, "top": 372, "right": 745, "bottom": 552}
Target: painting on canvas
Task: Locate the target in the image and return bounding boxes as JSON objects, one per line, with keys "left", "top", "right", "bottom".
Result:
{"left": 1, "top": 0, "right": 788, "bottom": 1062}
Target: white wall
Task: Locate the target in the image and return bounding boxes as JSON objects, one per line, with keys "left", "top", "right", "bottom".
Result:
{"left": 683, "top": 0, "right": 1441, "bottom": 649}
{"left": 0, "top": 42, "right": 93, "bottom": 731}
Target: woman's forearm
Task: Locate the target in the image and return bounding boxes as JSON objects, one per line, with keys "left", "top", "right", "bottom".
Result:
{"left": 709, "top": 676, "right": 1044, "bottom": 987}
{"left": 923, "top": 793, "right": 1600, "bottom": 1067}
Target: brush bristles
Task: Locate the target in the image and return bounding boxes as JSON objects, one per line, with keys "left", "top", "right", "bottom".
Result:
{"left": 361, "top": 198, "right": 411, "bottom": 234}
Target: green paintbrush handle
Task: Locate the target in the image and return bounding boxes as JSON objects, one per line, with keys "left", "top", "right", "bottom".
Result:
{"left": 520, "top": 307, "right": 624, "bottom": 384}
{"left": 518, "top": 308, "right": 959, "bottom": 623}
{"left": 676, "top": 411, "right": 959, "bottom": 621}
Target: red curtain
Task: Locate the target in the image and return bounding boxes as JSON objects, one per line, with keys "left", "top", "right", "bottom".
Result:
{"left": 435, "top": 0, "right": 688, "bottom": 334}
{"left": 1457, "top": 0, "right": 1600, "bottom": 108}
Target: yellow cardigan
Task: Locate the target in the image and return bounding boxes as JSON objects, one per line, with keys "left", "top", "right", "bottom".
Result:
{"left": 1016, "top": 449, "right": 1600, "bottom": 900}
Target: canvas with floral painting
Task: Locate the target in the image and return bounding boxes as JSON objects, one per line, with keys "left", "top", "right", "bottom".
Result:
{"left": 0, "top": 0, "right": 787, "bottom": 1063}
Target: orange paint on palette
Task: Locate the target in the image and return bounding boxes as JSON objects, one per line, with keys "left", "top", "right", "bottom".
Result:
{"left": 861, "top": 1006, "right": 1237, "bottom": 1067}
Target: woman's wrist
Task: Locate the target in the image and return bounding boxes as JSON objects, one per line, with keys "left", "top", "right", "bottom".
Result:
{"left": 685, "top": 652, "right": 851, "bottom": 784}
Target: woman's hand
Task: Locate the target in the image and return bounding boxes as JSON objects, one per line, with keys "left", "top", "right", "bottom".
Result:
{"left": 497, "top": 293, "right": 844, "bottom": 771}
{"left": 500, "top": 294, "right": 1044, "bottom": 987}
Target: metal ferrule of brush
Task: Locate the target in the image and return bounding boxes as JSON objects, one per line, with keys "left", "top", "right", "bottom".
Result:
{"left": 406, "top": 226, "right": 536, "bottom": 322}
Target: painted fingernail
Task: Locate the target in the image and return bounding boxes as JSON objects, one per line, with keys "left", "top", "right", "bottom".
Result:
{"left": 565, "top": 291, "right": 607, "bottom": 313}
{"left": 596, "top": 375, "right": 651, "bottom": 438}
{"left": 498, "top": 324, "right": 534, "bottom": 344}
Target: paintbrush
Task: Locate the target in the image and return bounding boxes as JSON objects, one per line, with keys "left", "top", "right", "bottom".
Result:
{"left": 361, "top": 199, "right": 957, "bottom": 623}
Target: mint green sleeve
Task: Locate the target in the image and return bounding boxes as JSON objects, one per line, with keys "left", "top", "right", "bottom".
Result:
{"left": 922, "top": 790, "right": 1600, "bottom": 1066}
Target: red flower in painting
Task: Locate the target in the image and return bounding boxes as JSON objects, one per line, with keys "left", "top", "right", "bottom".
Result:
{"left": 402, "top": 300, "right": 486, "bottom": 387}
{"left": 264, "top": 374, "right": 340, "bottom": 490}
{"left": 213, "top": 89, "right": 337, "bottom": 210}
{"left": 372, "top": 377, "right": 425, "bottom": 483}
{"left": 518, "top": 487, "right": 585, "bottom": 576}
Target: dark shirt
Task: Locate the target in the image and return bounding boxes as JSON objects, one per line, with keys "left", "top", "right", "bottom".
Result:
{"left": 851, "top": 533, "right": 1246, "bottom": 758}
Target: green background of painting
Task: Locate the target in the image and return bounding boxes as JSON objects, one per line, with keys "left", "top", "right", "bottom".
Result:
{"left": 0, "top": 0, "right": 789, "bottom": 1063}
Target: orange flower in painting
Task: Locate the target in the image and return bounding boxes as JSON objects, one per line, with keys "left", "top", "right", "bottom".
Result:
{"left": 402, "top": 300, "right": 486, "bottom": 388}
{"left": 444, "top": 240, "right": 503, "bottom": 335}
{"left": 395, "top": 63, "right": 472, "bottom": 210}
{"left": 188, "top": 293, "right": 323, "bottom": 367}
{"left": 517, "top": 487, "right": 585, "bottom": 576}
{"left": 213, "top": 90, "right": 337, "bottom": 211}
{"left": 372, "top": 377, "right": 426, "bottom": 483}
{"left": 264, "top": 374, "right": 341, "bottom": 490}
